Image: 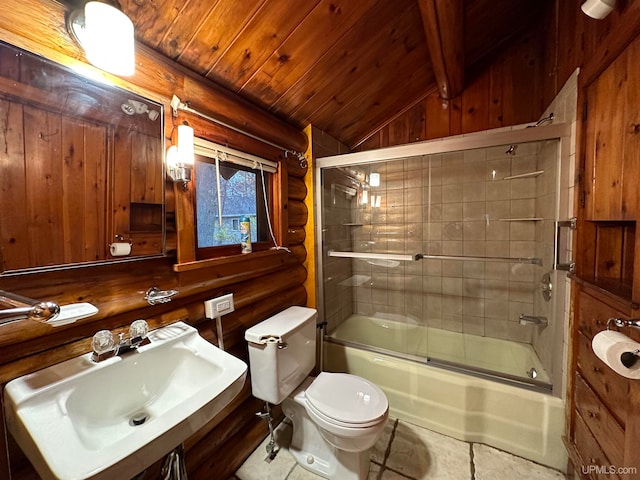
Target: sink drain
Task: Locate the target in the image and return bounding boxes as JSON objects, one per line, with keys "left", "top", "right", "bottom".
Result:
{"left": 130, "top": 412, "right": 149, "bottom": 426}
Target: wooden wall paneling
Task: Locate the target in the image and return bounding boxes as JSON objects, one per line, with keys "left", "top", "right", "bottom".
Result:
{"left": 174, "top": 183, "right": 197, "bottom": 264}
{"left": 589, "top": 51, "right": 627, "bottom": 220}
{"left": 275, "top": 155, "right": 289, "bottom": 248}
{"left": 130, "top": 131, "right": 163, "bottom": 204}
{"left": 356, "top": 132, "right": 382, "bottom": 152}
{"left": 389, "top": 114, "right": 411, "bottom": 146}
{"left": 622, "top": 38, "right": 640, "bottom": 220}
{"left": 24, "top": 107, "right": 64, "bottom": 267}
{"left": 408, "top": 101, "right": 427, "bottom": 143}
{"left": 488, "top": 62, "right": 504, "bottom": 129}
{"left": 448, "top": 96, "right": 463, "bottom": 137}
{"left": 498, "top": 33, "right": 543, "bottom": 127}
{"left": 461, "top": 68, "right": 490, "bottom": 134}
{"left": 0, "top": 100, "right": 29, "bottom": 271}
{"left": 553, "top": 0, "right": 583, "bottom": 101}
{"left": 82, "top": 122, "right": 109, "bottom": 262}
{"left": 61, "top": 118, "right": 89, "bottom": 264}
{"left": 425, "top": 94, "right": 450, "bottom": 140}
{"left": 594, "top": 225, "right": 624, "bottom": 280}
{"left": 582, "top": 84, "right": 597, "bottom": 220}
{"left": 112, "top": 125, "right": 133, "bottom": 238}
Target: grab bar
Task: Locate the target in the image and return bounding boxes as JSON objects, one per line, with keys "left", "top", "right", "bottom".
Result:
{"left": 328, "top": 251, "right": 542, "bottom": 265}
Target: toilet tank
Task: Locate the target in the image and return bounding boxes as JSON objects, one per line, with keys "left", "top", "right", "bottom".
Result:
{"left": 244, "top": 306, "right": 317, "bottom": 404}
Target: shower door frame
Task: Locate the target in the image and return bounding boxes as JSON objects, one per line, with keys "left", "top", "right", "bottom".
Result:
{"left": 314, "top": 123, "right": 573, "bottom": 392}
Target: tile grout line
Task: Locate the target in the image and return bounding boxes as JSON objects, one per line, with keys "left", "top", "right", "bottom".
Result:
{"left": 376, "top": 418, "right": 399, "bottom": 480}
{"left": 469, "top": 443, "right": 476, "bottom": 480}
{"left": 283, "top": 461, "right": 298, "bottom": 479}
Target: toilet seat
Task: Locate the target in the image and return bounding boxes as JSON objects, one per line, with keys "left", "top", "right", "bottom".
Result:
{"left": 305, "top": 372, "right": 388, "bottom": 427}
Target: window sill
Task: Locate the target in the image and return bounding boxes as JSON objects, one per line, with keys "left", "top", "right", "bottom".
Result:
{"left": 172, "top": 248, "right": 289, "bottom": 273}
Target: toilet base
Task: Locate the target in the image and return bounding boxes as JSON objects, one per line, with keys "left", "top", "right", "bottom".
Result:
{"left": 282, "top": 386, "right": 372, "bottom": 480}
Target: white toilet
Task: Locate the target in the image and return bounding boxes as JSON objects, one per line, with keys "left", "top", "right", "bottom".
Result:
{"left": 244, "top": 306, "right": 389, "bottom": 480}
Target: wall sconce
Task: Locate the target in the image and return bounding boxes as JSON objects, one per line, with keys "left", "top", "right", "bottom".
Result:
{"left": 67, "top": 1, "right": 135, "bottom": 76}
{"left": 581, "top": 0, "right": 616, "bottom": 19}
{"left": 167, "top": 125, "right": 195, "bottom": 190}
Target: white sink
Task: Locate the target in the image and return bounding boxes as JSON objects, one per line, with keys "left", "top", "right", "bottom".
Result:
{"left": 3, "top": 321, "right": 247, "bottom": 480}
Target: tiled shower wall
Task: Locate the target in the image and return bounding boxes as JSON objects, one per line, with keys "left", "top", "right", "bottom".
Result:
{"left": 343, "top": 143, "right": 552, "bottom": 345}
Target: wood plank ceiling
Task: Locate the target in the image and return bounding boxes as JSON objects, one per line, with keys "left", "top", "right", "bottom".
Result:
{"left": 114, "top": 0, "right": 547, "bottom": 149}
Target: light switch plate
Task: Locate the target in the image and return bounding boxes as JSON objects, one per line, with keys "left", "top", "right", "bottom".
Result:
{"left": 204, "top": 294, "right": 235, "bottom": 318}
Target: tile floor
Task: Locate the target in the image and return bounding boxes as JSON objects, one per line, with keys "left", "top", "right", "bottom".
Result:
{"left": 233, "top": 418, "right": 567, "bottom": 480}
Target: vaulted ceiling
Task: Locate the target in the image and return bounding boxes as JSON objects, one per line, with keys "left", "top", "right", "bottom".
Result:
{"left": 114, "top": 0, "right": 547, "bottom": 149}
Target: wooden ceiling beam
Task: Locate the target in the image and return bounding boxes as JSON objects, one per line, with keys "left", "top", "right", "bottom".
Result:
{"left": 418, "top": 0, "right": 464, "bottom": 100}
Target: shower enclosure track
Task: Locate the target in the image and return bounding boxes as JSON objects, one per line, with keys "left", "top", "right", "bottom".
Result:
{"left": 328, "top": 250, "right": 542, "bottom": 265}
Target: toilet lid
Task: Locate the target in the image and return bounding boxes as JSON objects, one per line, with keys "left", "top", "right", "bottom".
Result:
{"left": 305, "top": 372, "right": 388, "bottom": 425}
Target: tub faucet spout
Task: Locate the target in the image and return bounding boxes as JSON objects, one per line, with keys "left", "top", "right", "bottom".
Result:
{"left": 519, "top": 314, "right": 548, "bottom": 326}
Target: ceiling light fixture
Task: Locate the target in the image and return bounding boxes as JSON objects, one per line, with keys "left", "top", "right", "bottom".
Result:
{"left": 581, "top": 0, "right": 616, "bottom": 19}
{"left": 67, "top": 1, "right": 135, "bottom": 76}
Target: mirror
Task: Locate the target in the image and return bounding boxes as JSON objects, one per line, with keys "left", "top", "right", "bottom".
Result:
{"left": 0, "top": 41, "right": 165, "bottom": 274}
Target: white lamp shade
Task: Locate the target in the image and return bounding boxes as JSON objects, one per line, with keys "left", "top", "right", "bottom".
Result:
{"left": 166, "top": 145, "right": 179, "bottom": 169}
{"left": 80, "top": 2, "right": 135, "bottom": 76}
{"left": 581, "top": 0, "right": 616, "bottom": 19}
{"left": 177, "top": 125, "right": 195, "bottom": 165}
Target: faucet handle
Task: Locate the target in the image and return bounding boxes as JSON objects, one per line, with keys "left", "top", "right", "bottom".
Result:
{"left": 129, "top": 319, "right": 149, "bottom": 339}
{"left": 91, "top": 330, "right": 115, "bottom": 355}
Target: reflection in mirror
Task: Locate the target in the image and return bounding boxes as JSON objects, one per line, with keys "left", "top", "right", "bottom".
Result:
{"left": 0, "top": 41, "right": 165, "bottom": 274}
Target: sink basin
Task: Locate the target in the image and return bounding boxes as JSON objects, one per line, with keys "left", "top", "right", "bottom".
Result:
{"left": 4, "top": 321, "right": 247, "bottom": 480}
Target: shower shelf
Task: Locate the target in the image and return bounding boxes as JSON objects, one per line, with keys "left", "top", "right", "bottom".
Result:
{"left": 498, "top": 217, "right": 544, "bottom": 222}
{"left": 341, "top": 223, "right": 364, "bottom": 226}
{"left": 328, "top": 251, "right": 418, "bottom": 262}
{"left": 502, "top": 170, "right": 544, "bottom": 180}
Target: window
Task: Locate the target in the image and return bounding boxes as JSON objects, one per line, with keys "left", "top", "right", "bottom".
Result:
{"left": 192, "top": 139, "right": 277, "bottom": 258}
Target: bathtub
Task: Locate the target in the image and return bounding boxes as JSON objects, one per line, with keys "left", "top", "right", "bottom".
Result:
{"left": 323, "top": 315, "right": 567, "bottom": 471}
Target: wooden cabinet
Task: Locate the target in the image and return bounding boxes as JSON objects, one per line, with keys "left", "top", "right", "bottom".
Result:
{"left": 582, "top": 37, "right": 640, "bottom": 222}
{"left": 577, "top": 33, "right": 640, "bottom": 303}
{"left": 566, "top": 284, "right": 640, "bottom": 480}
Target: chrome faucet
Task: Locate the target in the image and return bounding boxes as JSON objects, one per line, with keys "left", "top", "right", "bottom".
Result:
{"left": 91, "top": 319, "right": 150, "bottom": 362}
{"left": 0, "top": 290, "right": 60, "bottom": 325}
{"left": 519, "top": 314, "right": 548, "bottom": 326}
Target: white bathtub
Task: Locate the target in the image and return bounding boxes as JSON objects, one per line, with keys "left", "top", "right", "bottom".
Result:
{"left": 324, "top": 316, "right": 567, "bottom": 471}
{"left": 329, "top": 314, "right": 551, "bottom": 384}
